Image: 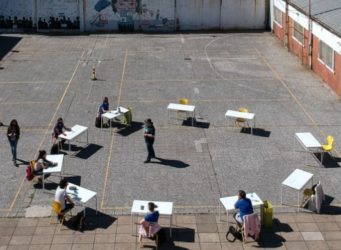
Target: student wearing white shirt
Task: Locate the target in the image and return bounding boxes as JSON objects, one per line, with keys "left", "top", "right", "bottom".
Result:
{"left": 55, "top": 179, "right": 74, "bottom": 213}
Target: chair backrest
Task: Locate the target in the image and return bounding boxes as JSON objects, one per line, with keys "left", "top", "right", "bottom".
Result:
{"left": 326, "top": 135, "right": 334, "bottom": 146}
{"left": 239, "top": 107, "right": 249, "bottom": 113}
{"left": 123, "top": 108, "right": 132, "bottom": 125}
{"left": 51, "top": 201, "right": 62, "bottom": 214}
{"left": 179, "top": 98, "right": 189, "bottom": 105}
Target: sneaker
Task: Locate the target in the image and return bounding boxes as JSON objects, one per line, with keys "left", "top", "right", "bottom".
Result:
{"left": 144, "top": 160, "right": 150, "bottom": 163}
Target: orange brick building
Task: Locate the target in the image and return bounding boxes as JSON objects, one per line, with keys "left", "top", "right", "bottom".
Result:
{"left": 271, "top": 0, "right": 341, "bottom": 95}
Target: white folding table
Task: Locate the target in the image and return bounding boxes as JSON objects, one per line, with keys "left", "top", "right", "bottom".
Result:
{"left": 101, "top": 106, "right": 129, "bottom": 133}
{"left": 167, "top": 103, "right": 196, "bottom": 126}
{"left": 295, "top": 132, "right": 322, "bottom": 166}
{"left": 225, "top": 110, "right": 256, "bottom": 134}
{"left": 131, "top": 200, "right": 173, "bottom": 237}
{"left": 281, "top": 169, "right": 314, "bottom": 211}
{"left": 43, "top": 154, "right": 64, "bottom": 191}
{"left": 58, "top": 124, "right": 88, "bottom": 154}
{"left": 219, "top": 193, "right": 263, "bottom": 226}
{"left": 66, "top": 183, "right": 97, "bottom": 216}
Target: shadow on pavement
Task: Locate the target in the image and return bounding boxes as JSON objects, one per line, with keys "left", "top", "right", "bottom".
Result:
{"left": 75, "top": 143, "right": 103, "bottom": 159}
{"left": 240, "top": 127, "right": 271, "bottom": 137}
{"left": 182, "top": 117, "right": 210, "bottom": 129}
{"left": 151, "top": 158, "right": 190, "bottom": 168}
{"left": 314, "top": 153, "right": 341, "bottom": 168}
{"left": 0, "top": 35, "right": 22, "bottom": 61}
{"left": 141, "top": 227, "right": 192, "bottom": 249}
{"left": 64, "top": 210, "right": 116, "bottom": 232}
{"left": 116, "top": 121, "right": 144, "bottom": 136}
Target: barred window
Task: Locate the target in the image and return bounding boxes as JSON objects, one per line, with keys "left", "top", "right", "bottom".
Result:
{"left": 319, "top": 40, "right": 334, "bottom": 70}
{"left": 274, "top": 7, "right": 282, "bottom": 26}
{"left": 293, "top": 21, "right": 304, "bottom": 44}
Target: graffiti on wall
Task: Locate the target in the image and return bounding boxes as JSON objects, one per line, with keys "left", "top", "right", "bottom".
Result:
{"left": 140, "top": 0, "right": 175, "bottom": 30}
{"left": 88, "top": 0, "right": 174, "bottom": 31}
{"left": 0, "top": 0, "right": 33, "bottom": 29}
{"left": 90, "top": 0, "right": 140, "bottom": 31}
{"left": 37, "top": 0, "right": 79, "bottom": 30}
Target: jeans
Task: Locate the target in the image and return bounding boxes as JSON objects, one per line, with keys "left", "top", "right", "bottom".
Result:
{"left": 146, "top": 141, "right": 155, "bottom": 161}
{"left": 9, "top": 139, "right": 18, "bottom": 161}
{"left": 234, "top": 212, "right": 243, "bottom": 225}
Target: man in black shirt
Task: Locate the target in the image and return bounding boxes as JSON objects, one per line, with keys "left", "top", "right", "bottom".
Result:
{"left": 144, "top": 118, "right": 156, "bottom": 163}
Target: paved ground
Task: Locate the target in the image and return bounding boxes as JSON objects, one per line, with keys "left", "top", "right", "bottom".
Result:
{"left": 1, "top": 213, "right": 341, "bottom": 249}
{"left": 0, "top": 32, "right": 341, "bottom": 220}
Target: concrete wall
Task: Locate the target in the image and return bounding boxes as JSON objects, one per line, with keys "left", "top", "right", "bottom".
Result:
{"left": 0, "top": 0, "right": 269, "bottom": 32}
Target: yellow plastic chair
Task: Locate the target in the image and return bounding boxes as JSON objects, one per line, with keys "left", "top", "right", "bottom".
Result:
{"left": 123, "top": 107, "right": 132, "bottom": 126}
{"left": 235, "top": 108, "right": 250, "bottom": 127}
{"left": 179, "top": 98, "right": 189, "bottom": 105}
{"left": 301, "top": 188, "right": 314, "bottom": 207}
{"left": 50, "top": 201, "right": 72, "bottom": 231}
{"left": 321, "top": 135, "right": 334, "bottom": 163}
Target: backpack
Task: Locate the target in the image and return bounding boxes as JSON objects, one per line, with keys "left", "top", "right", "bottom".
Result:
{"left": 26, "top": 161, "right": 35, "bottom": 181}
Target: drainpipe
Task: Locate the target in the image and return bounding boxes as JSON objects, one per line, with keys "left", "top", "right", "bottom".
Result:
{"left": 285, "top": 0, "right": 289, "bottom": 50}
{"left": 308, "top": 0, "right": 313, "bottom": 69}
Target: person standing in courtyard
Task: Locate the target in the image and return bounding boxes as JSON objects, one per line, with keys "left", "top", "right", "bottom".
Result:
{"left": 144, "top": 118, "right": 156, "bottom": 163}
{"left": 7, "top": 119, "right": 20, "bottom": 165}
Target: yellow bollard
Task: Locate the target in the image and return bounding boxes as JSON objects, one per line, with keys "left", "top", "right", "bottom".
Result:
{"left": 91, "top": 67, "right": 97, "bottom": 80}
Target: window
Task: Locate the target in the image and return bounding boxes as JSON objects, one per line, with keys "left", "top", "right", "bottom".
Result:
{"left": 293, "top": 21, "right": 304, "bottom": 44}
{"left": 319, "top": 40, "right": 334, "bottom": 70}
{"left": 274, "top": 7, "right": 282, "bottom": 26}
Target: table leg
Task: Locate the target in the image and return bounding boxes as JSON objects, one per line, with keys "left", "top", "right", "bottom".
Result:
{"left": 297, "top": 191, "right": 300, "bottom": 212}
{"left": 110, "top": 118, "right": 112, "bottom": 135}
{"left": 69, "top": 140, "right": 71, "bottom": 154}
{"left": 83, "top": 204, "right": 86, "bottom": 217}
{"left": 167, "top": 109, "right": 169, "bottom": 124}
{"left": 281, "top": 185, "right": 283, "bottom": 205}
{"left": 95, "top": 196, "right": 98, "bottom": 215}
{"left": 170, "top": 215, "right": 172, "bottom": 237}
{"left": 101, "top": 116, "right": 103, "bottom": 129}
{"left": 219, "top": 203, "right": 221, "bottom": 221}
{"left": 42, "top": 173, "right": 45, "bottom": 191}
{"left": 131, "top": 213, "right": 134, "bottom": 235}
{"left": 227, "top": 210, "right": 229, "bottom": 228}
{"left": 87, "top": 130, "right": 89, "bottom": 145}
{"left": 192, "top": 110, "right": 195, "bottom": 126}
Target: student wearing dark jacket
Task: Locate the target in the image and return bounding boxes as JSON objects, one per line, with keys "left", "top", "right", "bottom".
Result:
{"left": 7, "top": 119, "right": 20, "bottom": 165}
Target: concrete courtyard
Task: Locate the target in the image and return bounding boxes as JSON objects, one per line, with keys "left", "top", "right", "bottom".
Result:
{"left": 0, "top": 32, "right": 341, "bottom": 220}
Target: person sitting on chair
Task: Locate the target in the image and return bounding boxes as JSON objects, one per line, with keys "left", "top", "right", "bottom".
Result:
{"left": 54, "top": 179, "right": 74, "bottom": 215}
{"left": 234, "top": 190, "right": 254, "bottom": 226}
{"left": 53, "top": 117, "right": 71, "bottom": 148}
{"left": 138, "top": 202, "right": 160, "bottom": 244}
{"left": 97, "top": 97, "right": 109, "bottom": 127}
{"left": 34, "top": 150, "right": 56, "bottom": 183}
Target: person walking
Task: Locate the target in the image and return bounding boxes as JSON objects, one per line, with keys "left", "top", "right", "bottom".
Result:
{"left": 7, "top": 119, "right": 20, "bottom": 165}
{"left": 144, "top": 118, "right": 156, "bottom": 163}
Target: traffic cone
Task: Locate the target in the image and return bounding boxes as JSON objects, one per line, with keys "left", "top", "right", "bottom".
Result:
{"left": 91, "top": 67, "right": 97, "bottom": 80}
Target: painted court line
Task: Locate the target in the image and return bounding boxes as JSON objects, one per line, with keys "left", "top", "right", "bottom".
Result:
{"left": 4, "top": 50, "right": 85, "bottom": 214}
{"left": 101, "top": 49, "right": 128, "bottom": 210}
